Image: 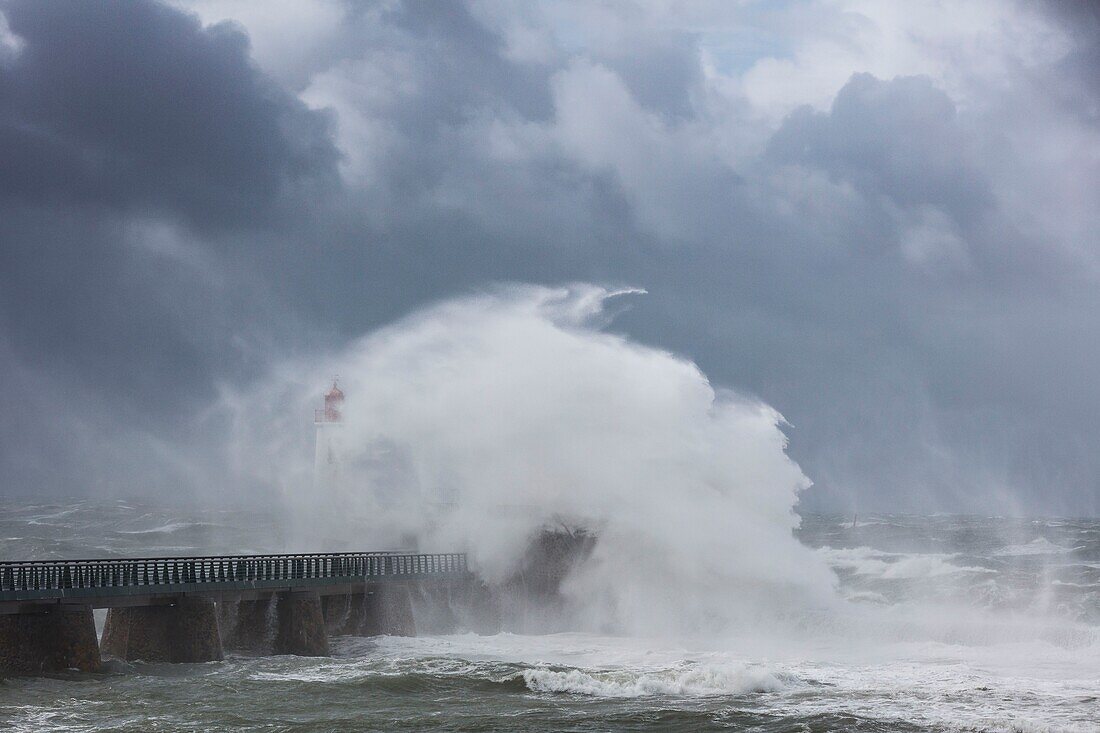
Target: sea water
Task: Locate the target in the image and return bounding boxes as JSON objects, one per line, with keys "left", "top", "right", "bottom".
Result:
{"left": 1, "top": 500, "right": 1097, "bottom": 733}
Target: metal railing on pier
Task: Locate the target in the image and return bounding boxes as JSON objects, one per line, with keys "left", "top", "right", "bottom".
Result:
{"left": 0, "top": 552, "right": 467, "bottom": 602}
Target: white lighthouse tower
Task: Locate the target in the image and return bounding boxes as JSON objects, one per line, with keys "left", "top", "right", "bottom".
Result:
{"left": 313, "top": 379, "right": 345, "bottom": 492}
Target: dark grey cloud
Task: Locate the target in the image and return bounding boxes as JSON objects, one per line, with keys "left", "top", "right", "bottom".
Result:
{"left": 768, "top": 73, "right": 991, "bottom": 225}
{"left": 0, "top": 0, "right": 341, "bottom": 495}
{"left": 0, "top": 0, "right": 338, "bottom": 228}
{"left": 601, "top": 33, "right": 704, "bottom": 121}
{"left": 1042, "top": 0, "right": 1100, "bottom": 118}
{"left": 0, "top": 0, "right": 1097, "bottom": 516}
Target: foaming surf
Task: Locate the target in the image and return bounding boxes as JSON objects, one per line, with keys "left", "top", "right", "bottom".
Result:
{"left": 994, "top": 538, "right": 1082, "bottom": 556}
{"left": 519, "top": 664, "right": 789, "bottom": 697}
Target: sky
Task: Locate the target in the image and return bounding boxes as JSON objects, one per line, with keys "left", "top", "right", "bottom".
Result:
{"left": 0, "top": 0, "right": 1097, "bottom": 516}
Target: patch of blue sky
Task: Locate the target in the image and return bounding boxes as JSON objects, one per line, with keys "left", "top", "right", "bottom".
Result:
{"left": 698, "top": 28, "right": 793, "bottom": 75}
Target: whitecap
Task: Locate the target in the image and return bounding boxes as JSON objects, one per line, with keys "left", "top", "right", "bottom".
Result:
{"left": 521, "top": 663, "right": 788, "bottom": 697}
{"left": 1051, "top": 580, "right": 1097, "bottom": 589}
{"left": 116, "top": 522, "right": 206, "bottom": 535}
{"left": 993, "top": 538, "right": 1081, "bottom": 557}
{"left": 843, "top": 590, "right": 890, "bottom": 604}
{"left": 818, "top": 546, "right": 995, "bottom": 579}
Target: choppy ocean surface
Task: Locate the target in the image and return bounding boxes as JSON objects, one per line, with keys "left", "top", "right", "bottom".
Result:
{"left": 1, "top": 499, "right": 1098, "bottom": 732}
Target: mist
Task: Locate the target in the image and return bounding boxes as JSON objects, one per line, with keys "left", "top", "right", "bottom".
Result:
{"left": 219, "top": 284, "right": 836, "bottom": 635}
{"left": 202, "top": 281, "right": 1100, "bottom": 659}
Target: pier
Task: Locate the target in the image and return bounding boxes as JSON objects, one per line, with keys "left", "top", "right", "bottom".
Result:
{"left": 0, "top": 551, "right": 469, "bottom": 675}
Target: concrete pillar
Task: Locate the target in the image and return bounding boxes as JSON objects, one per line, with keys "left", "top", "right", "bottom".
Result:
{"left": 321, "top": 593, "right": 355, "bottom": 635}
{"left": 409, "top": 583, "right": 458, "bottom": 635}
{"left": 219, "top": 598, "right": 275, "bottom": 653}
{"left": 358, "top": 584, "right": 416, "bottom": 637}
{"left": 315, "top": 585, "right": 418, "bottom": 638}
{"left": 0, "top": 605, "right": 101, "bottom": 676}
{"left": 101, "top": 597, "right": 223, "bottom": 663}
{"left": 274, "top": 591, "right": 329, "bottom": 656}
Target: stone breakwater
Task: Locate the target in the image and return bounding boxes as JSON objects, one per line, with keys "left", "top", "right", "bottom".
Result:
{"left": 1, "top": 529, "right": 595, "bottom": 676}
{"left": 0, "top": 582, "right": 439, "bottom": 675}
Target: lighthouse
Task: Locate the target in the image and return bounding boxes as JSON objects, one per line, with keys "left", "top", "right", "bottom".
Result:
{"left": 313, "top": 379, "right": 344, "bottom": 493}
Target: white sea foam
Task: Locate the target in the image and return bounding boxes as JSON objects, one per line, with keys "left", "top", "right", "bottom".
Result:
{"left": 116, "top": 521, "right": 201, "bottom": 535}
{"left": 843, "top": 590, "right": 890, "bottom": 604}
{"left": 843, "top": 519, "right": 890, "bottom": 528}
{"left": 1051, "top": 580, "right": 1096, "bottom": 588}
{"left": 993, "top": 538, "right": 1080, "bottom": 557}
{"left": 948, "top": 717, "right": 1095, "bottom": 733}
{"left": 27, "top": 507, "right": 81, "bottom": 521}
{"left": 818, "top": 546, "right": 994, "bottom": 579}
{"left": 521, "top": 663, "right": 788, "bottom": 697}
{"left": 349, "top": 632, "right": 1100, "bottom": 730}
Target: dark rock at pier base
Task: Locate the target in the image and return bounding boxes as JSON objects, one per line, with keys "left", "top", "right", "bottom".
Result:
{"left": 101, "top": 597, "right": 223, "bottom": 663}
{"left": 348, "top": 528, "right": 597, "bottom": 637}
{"left": 0, "top": 605, "right": 101, "bottom": 675}
{"left": 317, "top": 527, "right": 595, "bottom": 638}
{"left": 493, "top": 527, "right": 596, "bottom": 633}
{"left": 320, "top": 527, "right": 596, "bottom": 639}
{"left": 274, "top": 591, "right": 329, "bottom": 656}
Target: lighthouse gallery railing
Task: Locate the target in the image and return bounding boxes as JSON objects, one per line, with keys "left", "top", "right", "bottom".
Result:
{"left": 0, "top": 552, "right": 468, "bottom": 602}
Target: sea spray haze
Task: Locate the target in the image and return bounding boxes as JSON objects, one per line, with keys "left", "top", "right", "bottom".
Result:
{"left": 225, "top": 284, "right": 838, "bottom": 634}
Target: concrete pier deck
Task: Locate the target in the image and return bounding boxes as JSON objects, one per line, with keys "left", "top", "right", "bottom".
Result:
{"left": 0, "top": 551, "right": 468, "bottom": 674}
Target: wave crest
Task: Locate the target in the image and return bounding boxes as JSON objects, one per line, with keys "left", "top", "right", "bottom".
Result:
{"left": 521, "top": 664, "right": 789, "bottom": 697}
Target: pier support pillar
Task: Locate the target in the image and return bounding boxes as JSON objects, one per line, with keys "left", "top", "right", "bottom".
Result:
{"left": 0, "top": 605, "right": 101, "bottom": 675}
{"left": 274, "top": 591, "right": 329, "bottom": 656}
{"left": 219, "top": 598, "right": 274, "bottom": 652}
{"left": 322, "top": 592, "right": 356, "bottom": 635}
{"left": 380, "top": 583, "right": 418, "bottom": 636}
{"left": 101, "top": 597, "right": 223, "bottom": 663}
{"left": 317, "top": 585, "right": 417, "bottom": 638}
{"left": 409, "top": 583, "right": 457, "bottom": 635}
{"left": 359, "top": 584, "right": 417, "bottom": 637}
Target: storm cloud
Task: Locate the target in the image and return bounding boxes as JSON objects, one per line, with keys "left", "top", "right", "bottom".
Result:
{"left": 0, "top": 0, "right": 1097, "bottom": 515}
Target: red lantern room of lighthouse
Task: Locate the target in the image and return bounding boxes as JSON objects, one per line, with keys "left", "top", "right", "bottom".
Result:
{"left": 316, "top": 380, "right": 344, "bottom": 424}
{"left": 314, "top": 379, "right": 345, "bottom": 492}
